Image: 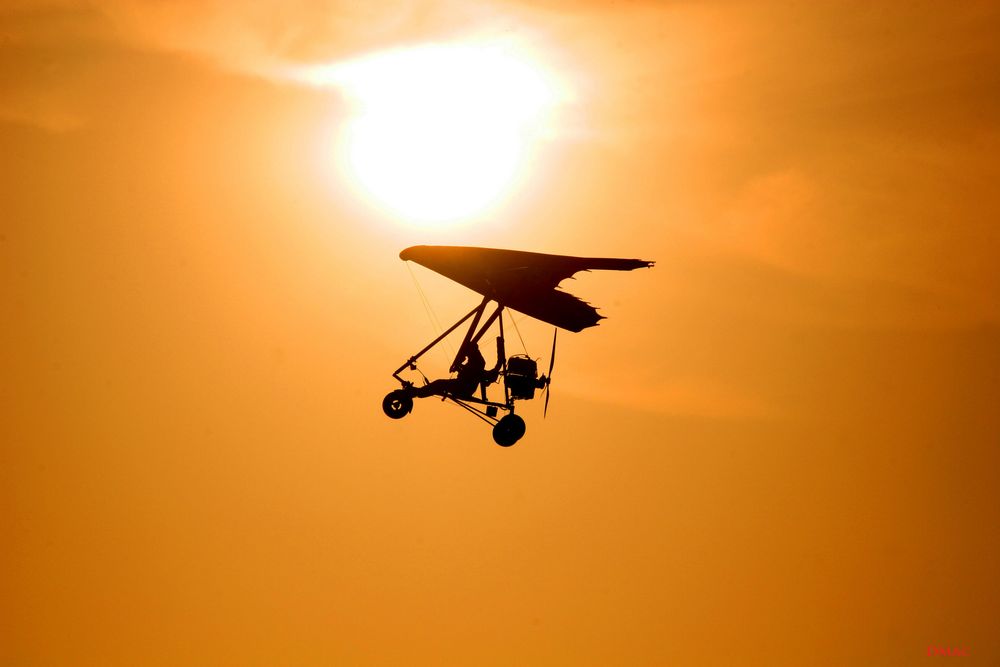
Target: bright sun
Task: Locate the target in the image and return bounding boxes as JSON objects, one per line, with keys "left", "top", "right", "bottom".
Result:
{"left": 316, "top": 41, "right": 561, "bottom": 226}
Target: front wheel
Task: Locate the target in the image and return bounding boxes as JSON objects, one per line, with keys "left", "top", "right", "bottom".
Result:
{"left": 492, "top": 414, "right": 526, "bottom": 447}
{"left": 382, "top": 390, "right": 413, "bottom": 419}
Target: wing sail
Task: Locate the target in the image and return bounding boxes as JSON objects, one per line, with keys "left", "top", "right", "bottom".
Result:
{"left": 399, "top": 245, "right": 654, "bottom": 332}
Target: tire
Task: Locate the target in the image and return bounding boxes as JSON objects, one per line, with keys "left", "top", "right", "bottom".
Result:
{"left": 492, "top": 414, "right": 526, "bottom": 447}
{"left": 382, "top": 390, "right": 413, "bottom": 419}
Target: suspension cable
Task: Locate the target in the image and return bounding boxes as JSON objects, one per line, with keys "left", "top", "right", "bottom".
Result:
{"left": 405, "top": 262, "right": 453, "bottom": 363}
{"left": 508, "top": 310, "right": 530, "bottom": 356}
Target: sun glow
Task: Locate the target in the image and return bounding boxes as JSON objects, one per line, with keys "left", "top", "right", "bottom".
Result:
{"left": 311, "top": 41, "right": 562, "bottom": 226}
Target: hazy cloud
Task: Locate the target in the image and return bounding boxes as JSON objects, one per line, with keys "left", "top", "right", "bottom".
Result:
{"left": 0, "top": 0, "right": 540, "bottom": 130}
{"left": 91, "top": 0, "right": 513, "bottom": 78}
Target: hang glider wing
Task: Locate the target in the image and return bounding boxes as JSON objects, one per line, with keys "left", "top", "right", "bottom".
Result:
{"left": 400, "top": 245, "right": 654, "bottom": 332}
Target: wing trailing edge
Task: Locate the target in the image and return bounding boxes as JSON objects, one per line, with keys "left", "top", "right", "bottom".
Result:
{"left": 400, "top": 245, "right": 654, "bottom": 332}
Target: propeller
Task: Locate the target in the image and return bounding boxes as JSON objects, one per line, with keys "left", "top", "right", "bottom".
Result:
{"left": 542, "top": 328, "right": 557, "bottom": 417}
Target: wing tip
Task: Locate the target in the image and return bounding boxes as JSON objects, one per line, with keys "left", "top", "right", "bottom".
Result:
{"left": 399, "top": 246, "right": 421, "bottom": 262}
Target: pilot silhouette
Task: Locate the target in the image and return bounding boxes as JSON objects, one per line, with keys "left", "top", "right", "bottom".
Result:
{"left": 413, "top": 339, "right": 500, "bottom": 399}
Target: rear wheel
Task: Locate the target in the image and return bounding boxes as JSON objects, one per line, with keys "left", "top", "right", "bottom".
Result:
{"left": 382, "top": 390, "right": 413, "bottom": 419}
{"left": 492, "top": 414, "right": 526, "bottom": 447}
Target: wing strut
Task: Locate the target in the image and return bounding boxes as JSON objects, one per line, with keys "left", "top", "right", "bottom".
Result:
{"left": 393, "top": 297, "right": 506, "bottom": 384}
{"left": 392, "top": 298, "right": 487, "bottom": 383}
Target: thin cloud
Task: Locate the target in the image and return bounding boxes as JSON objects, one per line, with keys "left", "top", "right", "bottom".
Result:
{"left": 0, "top": 0, "right": 512, "bottom": 130}
{"left": 91, "top": 0, "right": 507, "bottom": 80}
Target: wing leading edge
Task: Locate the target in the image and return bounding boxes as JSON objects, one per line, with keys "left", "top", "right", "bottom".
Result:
{"left": 399, "top": 245, "right": 654, "bottom": 332}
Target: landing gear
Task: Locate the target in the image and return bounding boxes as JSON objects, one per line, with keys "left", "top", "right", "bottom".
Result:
{"left": 492, "top": 414, "right": 526, "bottom": 447}
{"left": 382, "top": 390, "right": 413, "bottom": 419}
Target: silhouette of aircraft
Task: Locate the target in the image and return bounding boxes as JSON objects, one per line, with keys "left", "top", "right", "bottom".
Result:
{"left": 382, "top": 245, "right": 654, "bottom": 446}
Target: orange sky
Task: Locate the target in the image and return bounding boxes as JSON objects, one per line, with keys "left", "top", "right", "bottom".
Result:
{"left": 3, "top": 1, "right": 999, "bottom": 665}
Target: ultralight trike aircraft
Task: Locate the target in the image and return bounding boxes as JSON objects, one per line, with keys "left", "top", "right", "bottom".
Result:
{"left": 382, "top": 245, "right": 654, "bottom": 446}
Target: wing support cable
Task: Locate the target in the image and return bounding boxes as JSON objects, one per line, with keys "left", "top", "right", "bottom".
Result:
{"left": 508, "top": 310, "right": 530, "bottom": 356}
{"left": 405, "top": 261, "right": 452, "bottom": 363}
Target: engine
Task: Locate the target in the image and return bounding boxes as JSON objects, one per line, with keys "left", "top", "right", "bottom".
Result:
{"left": 505, "top": 355, "right": 540, "bottom": 400}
